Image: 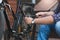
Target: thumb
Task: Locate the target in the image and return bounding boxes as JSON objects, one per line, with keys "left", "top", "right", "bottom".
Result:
{"left": 36, "top": 13, "right": 40, "bottom": 16}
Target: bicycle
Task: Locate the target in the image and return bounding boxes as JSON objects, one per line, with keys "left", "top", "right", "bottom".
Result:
{"left": 10, "top": 0, "right": 37, "bottom": 40}
{"left": 0, "top": 0, "right": 16, "bottom": 40}
{"left": 0, "top": 0, "right": 37, "bottom": 40}
{"left": 0, "top": 2, "right": 5, "bottom": 40}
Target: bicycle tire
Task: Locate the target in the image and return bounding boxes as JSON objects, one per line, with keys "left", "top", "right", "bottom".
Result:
{"left": 0, "top": 7, "right": 5, "bottom": 40}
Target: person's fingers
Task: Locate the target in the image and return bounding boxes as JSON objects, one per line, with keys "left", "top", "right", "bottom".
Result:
{"left": 36, "top": 12, "right": 43, "bottom": 17}
{"left": 36, "top": 12, "right": 41, "bottom": 16}
{"left": 36, "top": 12, "right": 44, "bottom": 16}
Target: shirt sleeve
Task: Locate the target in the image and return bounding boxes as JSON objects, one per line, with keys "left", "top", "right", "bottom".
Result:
{"left": 52, "top": 3, "right": 60, "bottom": 22}
{"left": 54, "top": 3, "right": 60, "bottom": 14}
{"left": 52, "top": 12, "right": 60, "bottom": 22}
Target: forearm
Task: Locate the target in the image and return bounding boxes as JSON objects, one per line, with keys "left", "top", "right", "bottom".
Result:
{"left": 44, "top": 11, "right": 54, "bottom": 16}
{"left": 34, "top": 16, "right": 54, "bottom": 24}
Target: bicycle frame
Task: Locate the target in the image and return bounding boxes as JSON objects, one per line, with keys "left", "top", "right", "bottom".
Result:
{"left": 11, "top": 0, "right": 37, "bottom": 40}
{"left": 1, "top": 0, "right": 37, "bottom": 40}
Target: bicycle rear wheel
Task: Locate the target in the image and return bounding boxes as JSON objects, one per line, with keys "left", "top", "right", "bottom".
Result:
{"left": 0, "top": 7, "right": 5, "bottom": 40}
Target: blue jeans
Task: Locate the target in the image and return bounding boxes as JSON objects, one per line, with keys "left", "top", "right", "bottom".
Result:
{"left": 37, "top": 21, "right": 60, "bottom": 40}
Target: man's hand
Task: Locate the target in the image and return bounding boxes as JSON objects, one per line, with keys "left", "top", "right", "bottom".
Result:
{"left": 36, "top": 12, "right": 47, "bottom": 17}
{"left": 36, "top": 11, "right": 54, "bottom": 17}
{"left": 24, "top": 17, "right": 33, "bottom": 24}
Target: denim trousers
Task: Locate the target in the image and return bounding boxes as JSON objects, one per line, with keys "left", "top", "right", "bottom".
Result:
{"left": 37, "top": 21, "right": 60, "bottom": 40}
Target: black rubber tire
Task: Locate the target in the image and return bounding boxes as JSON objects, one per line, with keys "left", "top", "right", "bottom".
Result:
{"left": 0, "top": 7, "right": 5, "bottom": 40}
